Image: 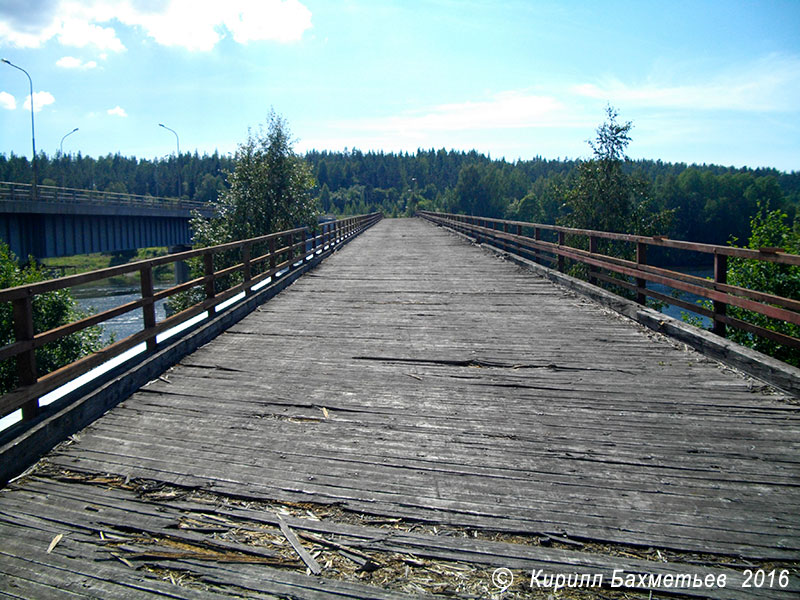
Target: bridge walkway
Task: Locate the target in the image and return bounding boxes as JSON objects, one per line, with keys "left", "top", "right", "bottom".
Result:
{"left": 0, "top": 218, "right": 797, "bottom": 598}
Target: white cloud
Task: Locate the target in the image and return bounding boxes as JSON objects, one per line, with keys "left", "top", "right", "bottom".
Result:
{"left": 22, "top": 91, "right": 55, "bottom": 112}
{"left": 339, "top": 91, "right": 570, "bottom": 139}
{"left": 0, "top": 0, "right": 312, "bottom": 52}
{"left": 0, "top": 91, "right": 16, "bottom": 110}
{"left": 57, "top": 17, "right": 124, "bottom": 51}
{"left": 297, "top": 90, "right": 588, "bottom": 159}
{"left": 107, "top": 105, "right": 127, "bottom": 117}
{"left": 0, "top": 1, "right": 125, "bottom": 50}
{"left": 56, "top": 55, "right": 97, "bottom": 69}
{"left": 224, "top": 0, "right": 313, "bottom": 44}
{"left": 0, "top": 0, "right": 63, "bottom": 48}
{"left": 573, "top": 54, "right": 800, "bottom": 113}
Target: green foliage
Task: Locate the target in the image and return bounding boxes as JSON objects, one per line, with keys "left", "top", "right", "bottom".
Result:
{"left": 167, "top": 112, "right": 317, "bottom": 314}
{"left": 0, "top": 150, "right": 235, "bottom": 201}
{"left": 558, "top": 107, "right": 672, "bottom": 297}
{"left": 561, "top": 106, "right": 672, "bottom": 236}
{"left": 0, "top": 243, "right": 105, "bottom": 395}
{"left": 200, "top": 111, "right": 317, "bottom": 243}
{"left": 2, "top": 115, "right": 799, "bottom": 253}
{"left": 505, "top": 173, "right": 569, "bottom": 224}
{"left": 725, "top": 203, "right": 800, "bottom": 365}
{"left": 134, "top": 247, "right": 173, "bottom": 283}
{"left": 194, "top": 173, "right": 227, "bottom": 204}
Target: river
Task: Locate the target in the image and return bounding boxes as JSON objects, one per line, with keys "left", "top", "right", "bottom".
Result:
{"left": 72, "top": 280, "right": 170, "bottom": 343}
{"left": 647, "top": 266, "right": 714, "bottom": 328}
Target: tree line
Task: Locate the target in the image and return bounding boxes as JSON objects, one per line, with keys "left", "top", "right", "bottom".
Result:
{"left": 2, "top": 144, "right": 797, "bottom": 256}
{"left": 0, "top": 151, "right": 235, "bottom": 203}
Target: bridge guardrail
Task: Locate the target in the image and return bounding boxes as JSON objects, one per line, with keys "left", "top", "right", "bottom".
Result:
{"left": 0, "top": 213, "right": 383, "bottom": 427}
{"left": 0, "top": 181, "right": 212, "bottom": 213}
{"left": 418, "top": 210, "right": 800, "bottom": 356}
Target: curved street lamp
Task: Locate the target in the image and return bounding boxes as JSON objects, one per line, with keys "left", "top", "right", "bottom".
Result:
{"left": 59, "top": 128, "right": 79, "bottom": 188}
{"left": 2, "top": 58, "right": 38, "bottom": 201}
{"left": 60, "top": 127, "right": 79, "bottom": 155}
{"left": 159, "top": 123, "right": 181, "bottom": 197}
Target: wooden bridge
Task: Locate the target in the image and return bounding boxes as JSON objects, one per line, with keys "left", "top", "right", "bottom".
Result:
{"left": 0, "top": 216, "right": 799, "bottom": 599}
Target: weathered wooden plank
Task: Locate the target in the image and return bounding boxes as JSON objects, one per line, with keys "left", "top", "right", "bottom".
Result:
{"left": 1, "top": 218, "right": 799, "bottom": 598}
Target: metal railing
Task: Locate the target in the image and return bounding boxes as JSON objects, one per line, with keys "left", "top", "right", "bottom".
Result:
{"left": 419, "top": 211, "right": 800, "bottom": 354}
{"left": 0, "top": 181, "right": 211, "bottom": 213}
{"left": 0, "top": 213, "right": 382, "bottom": 424}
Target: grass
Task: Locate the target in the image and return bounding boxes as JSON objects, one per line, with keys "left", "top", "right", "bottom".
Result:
{"left": 40, "top": 247, "right": 175, "bottom": 285}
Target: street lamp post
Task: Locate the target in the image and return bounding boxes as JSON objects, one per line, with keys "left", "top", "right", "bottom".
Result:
{"left": 2, "top": 58, "right": 38, "bottom": 201}
{"left": 60, "top": 127, "right": 79, "bottom": 155}
{"left": 59, "top": 128, "right": 79, "bottom": 188}
{"left": 159, "top": 123, "right": 181, "bottom": 198}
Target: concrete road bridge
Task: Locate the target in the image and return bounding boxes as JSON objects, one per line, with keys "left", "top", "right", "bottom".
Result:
{"left": 0, "top": 181, "right": 214, "bottom": 259}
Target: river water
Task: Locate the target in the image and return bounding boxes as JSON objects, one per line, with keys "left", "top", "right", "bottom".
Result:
{"left": 646, "top": 266, "right": 714, "bottom": 328}
{"left": 72, "top": 281, "right": 170, "bottom": 343}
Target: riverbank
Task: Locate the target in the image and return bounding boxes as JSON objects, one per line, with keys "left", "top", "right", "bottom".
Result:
{"left": 40, "top": 247, "right": 175, "bottom": 285}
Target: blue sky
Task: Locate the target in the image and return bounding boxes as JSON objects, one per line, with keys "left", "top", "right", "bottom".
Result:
{"left": 1, "top": 0, "right": 799, "bottom": 171}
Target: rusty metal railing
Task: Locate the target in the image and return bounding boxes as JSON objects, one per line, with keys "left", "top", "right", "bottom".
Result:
{"left": 0, "top": 213, "right": 382, "bottom": 425}
{"left": 418, "top": 211, "right": 800, "bottom": 355}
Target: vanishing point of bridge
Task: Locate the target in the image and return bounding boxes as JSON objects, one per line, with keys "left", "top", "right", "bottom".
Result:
{"left": 0, "top": 217, "right": 798, "bottom": 599}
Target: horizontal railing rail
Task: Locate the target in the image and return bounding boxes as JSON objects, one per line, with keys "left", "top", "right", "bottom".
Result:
{"left": 0, "top": 181, "right": 211, "bottom": 212}
{"left": 1, "top": 212, "right": 382, "bottom": 425}
{"left": 418, "top": 211, "right": 800, "bottom": 355}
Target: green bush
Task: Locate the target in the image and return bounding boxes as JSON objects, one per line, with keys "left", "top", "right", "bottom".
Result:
{"left": 167, "top": 111, "right": 317, "bottom": 315}
{"left": 1, "top": 243, "right": 105, "bottom": 395}
{"left": 725, "top": 203, "right": 800, "bottom": 366}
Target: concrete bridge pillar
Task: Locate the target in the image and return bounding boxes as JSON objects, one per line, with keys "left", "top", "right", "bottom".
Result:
{"left": 169, "top": 245, "right": 192, "bottom": 284}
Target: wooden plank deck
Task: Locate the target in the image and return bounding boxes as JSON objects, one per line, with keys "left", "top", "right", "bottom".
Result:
{"left": 1, "top": 217, "right": 798, "bottom": 599}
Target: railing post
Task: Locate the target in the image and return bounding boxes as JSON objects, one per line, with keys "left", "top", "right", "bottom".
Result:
{"left": 588, "top": 235, "right": 598, "bottom": 285}
{"left": 287, "top": 232, "right": 294, "bottom": 264}
{"left": 713, "top": 254, "right": 727, "bottom": 337}
{"left": 515, "top": 224, "right": 522, "bottom": 256}
{"left": 503, "top": 223, "right": 509, "bottom": 252}
{"left": 203, "top": 252, "right": 215, "bottom": 300}
{"left": 269, "top": 237, "right": 276, "bottom": 272}
{"left": 140, "top": 265, "right": 157, "bottom": 351}
{"left": 557, "top": 231, "right": 565, "bottom": 272}
{"left": 534, "top": 227, "right": 541, "bottom": 264}
{"left": 636, "top": 242, "right": 647, "bottom": 305}
{"left": 13, "top": 295, "right": 38, "bottom": 421}
{"left": 242, "top": 243, "right": 252, "bottom": 294}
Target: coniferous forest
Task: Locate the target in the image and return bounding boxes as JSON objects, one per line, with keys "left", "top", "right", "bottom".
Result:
{"left": 1, "top": 147, "right": 798, "bottom": 254}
